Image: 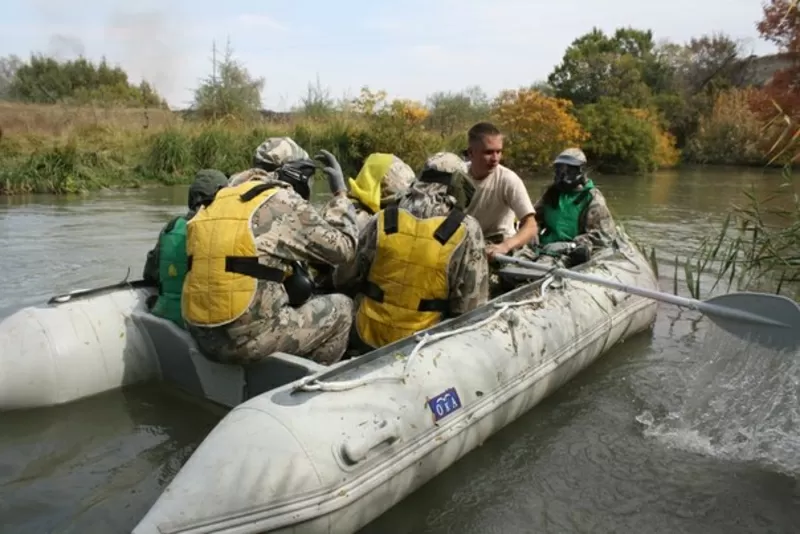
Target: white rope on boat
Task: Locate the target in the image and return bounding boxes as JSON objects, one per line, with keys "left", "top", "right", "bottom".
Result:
{"left": 295, "top": 276, "right": 555, "bottom": 393}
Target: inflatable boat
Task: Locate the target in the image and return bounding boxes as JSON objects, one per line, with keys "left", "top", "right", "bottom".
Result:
{"left": 126, "top": 232, "right": 654, "bottom": 534}
{"left": 0, "top": 230, "right": 659, "bottom": 533}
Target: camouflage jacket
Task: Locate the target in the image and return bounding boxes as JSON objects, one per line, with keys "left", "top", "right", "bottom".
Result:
{"left": 351, "top": 194, "right": 405, "bottom": 234}
{"left": 334, "top": 181, "right": 489, "bottom": 316}
{"left": 352, "top": 203, "right": 374, "bottom": 234}
{"left": 534, "top": 184, "right": 616, "bottom": 252}
{"left": 246, "top": 177, "right": 359, "bottom": 270}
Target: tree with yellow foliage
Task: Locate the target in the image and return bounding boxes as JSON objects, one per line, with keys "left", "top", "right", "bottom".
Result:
{"left": 389, "top": 99, "right": 430, "bottom": 126}
{"left": 491, "top": 88, "right": 589, "bottom": 172}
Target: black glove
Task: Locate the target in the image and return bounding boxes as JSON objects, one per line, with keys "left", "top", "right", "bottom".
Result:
{"left": 566, "top": 243, "right": 591, "bottom": 267}
{"left": 314, "top": 149, "right": 346, "bottom": 195}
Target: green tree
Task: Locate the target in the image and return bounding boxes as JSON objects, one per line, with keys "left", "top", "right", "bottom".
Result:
{"left": 6, "top": 55, "right": 166, "bottom": 107}
{"left": 654, "top": 33, "right": 749, "bottom": 147}
{"left": 425, "top": 86, "right": 490, "bottom": 135}
{"left": 0, "top": 55, "right": 23, "bottom": 100}
{"left": 296, "top": 75, "right": 337, "bottom": 119}
{"left": 578, "top": 97, "right": 676, "bottom": 174}
{"left": 529, "top": 80, "right": 555, "bottom": 96}
{"left": 192, "top": 40, "right": 265, "bottom": 121}
{"left": 547, "top": 27, "right": 657, "bottom": 107}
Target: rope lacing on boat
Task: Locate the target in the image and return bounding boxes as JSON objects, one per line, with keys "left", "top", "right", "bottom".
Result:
{"left": 295, "top": 276, "right": 555, "bottom": 393}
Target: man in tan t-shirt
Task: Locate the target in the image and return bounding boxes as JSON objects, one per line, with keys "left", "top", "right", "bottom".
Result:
{"left": 464, "top": 122, "right": 539, "bottom": 260}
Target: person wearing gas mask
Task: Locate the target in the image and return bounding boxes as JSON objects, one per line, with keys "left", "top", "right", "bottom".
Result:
{"left": 531, "top": 148, "right": 616, "bottom": 268}
{"left": 334, "top": 152, "right": 489, "bottom": 353}
{"left": 181, "top": 137, "right": 359, "bottom": 366}
{"left": 226, "top": 137, "right": 310, "bottom": 187}
{"left": 346, "top": 153, "right": 416, "bottom": 233}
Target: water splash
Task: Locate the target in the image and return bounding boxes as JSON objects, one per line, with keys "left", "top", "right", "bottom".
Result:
{"left": 637, "top": 325, "right": 800, "bottom": 474}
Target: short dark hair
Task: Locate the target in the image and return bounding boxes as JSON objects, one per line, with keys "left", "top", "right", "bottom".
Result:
{"left": 468, "top": 122, "right": 502, "bottom": 144}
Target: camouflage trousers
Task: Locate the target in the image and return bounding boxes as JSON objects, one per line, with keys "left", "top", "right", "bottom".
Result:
{"left": 187, "top": 285, "right": 354, "bottom": 365}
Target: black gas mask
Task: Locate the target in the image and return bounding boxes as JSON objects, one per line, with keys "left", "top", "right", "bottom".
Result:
{"left": 554, "top": 163, "right": 585, "bottom": 192}
{"left": 277, "top": 159, "right": 317, "bottom": 200}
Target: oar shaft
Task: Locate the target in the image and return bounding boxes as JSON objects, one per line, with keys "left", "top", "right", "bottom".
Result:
{"left": 495, "top": 254, "right": 789, "bottom": 328}
{"left": 498, "top": 254, "right": 702, "bottom": 306}
{"left": 48, "top": 279, "right": 153, "bottom": 305}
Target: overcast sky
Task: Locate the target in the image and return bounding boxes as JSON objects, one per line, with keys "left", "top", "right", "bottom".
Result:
{"left": 1, "top": 0, "right": 779, "bottom": 110}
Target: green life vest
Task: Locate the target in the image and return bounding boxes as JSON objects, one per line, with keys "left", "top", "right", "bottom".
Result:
{"left": 539, "top": 180, "right": 595, "bottom": 246}
{"left": 152, "top": 216, "right": 188, "bottom": 328}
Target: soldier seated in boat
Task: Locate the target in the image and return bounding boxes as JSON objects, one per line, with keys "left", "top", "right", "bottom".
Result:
{"left": 347, "top": 153, "right": 415, "bottom": 233}
{"left": 312, "top": 153, "right": 416, "bottom": 293}
{"left": 181, "top": 137, "right": 360, "bottom": 366}
{"left": 142, "top": 169, "right": 229, "bottom": 328}
{"left": 523, "top": 148, "right": 616, "bottom": 268}
{"left": 462, "top": 122, "right": 540, "bottom": 261}
{"left": 334, "top": 152, "right": 489, "bottom": 353}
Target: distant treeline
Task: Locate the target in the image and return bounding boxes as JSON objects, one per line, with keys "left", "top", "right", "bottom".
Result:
{"left": 1, "top": 1, "right": 799, "bottom": 195}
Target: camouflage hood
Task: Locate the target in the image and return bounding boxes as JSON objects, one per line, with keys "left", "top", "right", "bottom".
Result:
{"left": 253, "top": 137, "right": 310, "bottom": 171}
{"left": 229, "top": 137, "right": 312, "bottom": 188}
{"left": 406, "top": 152, "right": 475, "bottom": 212}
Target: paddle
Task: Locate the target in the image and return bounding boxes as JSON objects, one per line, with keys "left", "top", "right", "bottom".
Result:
{"left": 48, "top": 269, "right": 156, "bottom": 305}
{"left": 495, "top": 254, "right": 800, "bottom": 352}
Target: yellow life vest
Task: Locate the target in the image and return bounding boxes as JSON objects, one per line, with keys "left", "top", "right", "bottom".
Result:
{"left": 355, "top": 204, "right": 467, "bottom": 349}
{"left": 182, "top": 181, "right": 288, "bottom": 328}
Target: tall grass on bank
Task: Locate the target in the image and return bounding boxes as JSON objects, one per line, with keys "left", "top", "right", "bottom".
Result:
{"left": 680, "top": 104, "right": 800, "bottom": 300}
{"left": 0, "top": 101, "right": 178, "bottom": 137}
{"left": 0, "top": 114, "right": 465, "bottom": 195}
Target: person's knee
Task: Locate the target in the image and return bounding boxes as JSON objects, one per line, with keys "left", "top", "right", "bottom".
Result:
{"left": 324, "top": 293, "right": 354, "bottom": 322}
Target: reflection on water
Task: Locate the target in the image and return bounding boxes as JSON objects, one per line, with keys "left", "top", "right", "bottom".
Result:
{"left": 0, "top": 166, "right": 797, "bottom": 533}
{"left": 0, "top": 386, "right": 221, "bottom": 534}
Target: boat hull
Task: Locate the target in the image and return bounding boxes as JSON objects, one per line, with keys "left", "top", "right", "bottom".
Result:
{"left": 132, "top": 238, "right": 659, "bottom": 534}
{"left": 0, "top": 287, "right": 159, "bottom": 410}
{"left": 0, "top": 288, "right": 325, "bottom": 412}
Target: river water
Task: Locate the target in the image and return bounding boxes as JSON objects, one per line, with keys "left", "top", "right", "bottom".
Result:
{"left": 0, "top": 166, "right": 798, "bottom": 533}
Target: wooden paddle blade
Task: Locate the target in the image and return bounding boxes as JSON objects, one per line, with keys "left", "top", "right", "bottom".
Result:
{"left": 704, "top": 292, "right": 800, "bottom": 352}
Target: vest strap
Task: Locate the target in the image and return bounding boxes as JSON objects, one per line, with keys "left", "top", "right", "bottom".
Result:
{"left": 383, "top": 204, "right": 399, "bottom": 234}
{"left": 363, "top": 281, "right": 384, "bottom": 302}
{"left": 418, "top": 298, "right": 449, "bottom": 312}
{"left": 433, "top": 209, "right": 465, "bottom": 245}
{"left": 363, "top": 281, "right": 449, "bottom": 312}
{"left": 186, "top": 255, "right": 284, "bottom": 282}
{"left": 239, "top": 182, "right": 275, "bottom": 202}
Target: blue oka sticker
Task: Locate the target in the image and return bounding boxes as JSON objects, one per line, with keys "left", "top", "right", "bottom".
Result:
{"left": 428, "top": 387, "right": 462, "bottom": 422}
